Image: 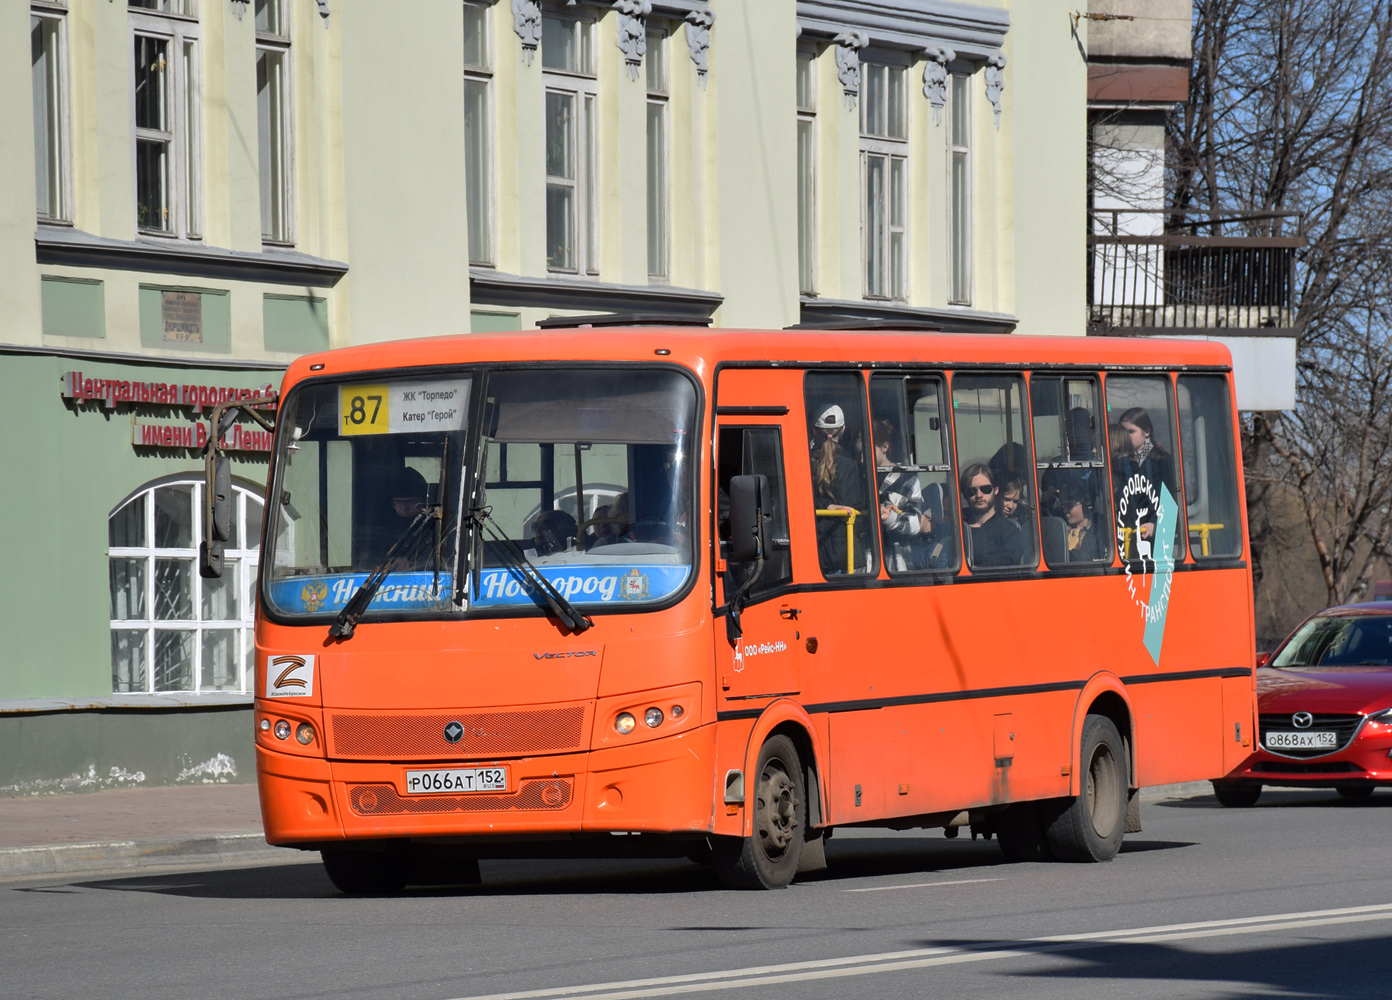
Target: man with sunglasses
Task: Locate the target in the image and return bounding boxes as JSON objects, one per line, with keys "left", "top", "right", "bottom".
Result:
{"left": 959, "top": 463, "right": 1028, "bottom": 568}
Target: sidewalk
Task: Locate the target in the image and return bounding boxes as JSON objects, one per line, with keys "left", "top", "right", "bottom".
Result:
{"left": 0, "top": 784, "right": 288, "bottom": 879}
{"left": 0, "top": 779, "right": 1219, "bottom": 880}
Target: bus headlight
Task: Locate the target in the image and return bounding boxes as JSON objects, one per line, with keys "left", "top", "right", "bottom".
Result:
{"left": 295, "top": 723, "right": 315, "bottom": 745}
{"left": 644, "top": 707, "right": 664, "bottom": 728}
{"left": 273, "top": 720, "right": 291, "bottom": 740}
{"left": 615, "top": 712, "right": 637, "bottom": 735}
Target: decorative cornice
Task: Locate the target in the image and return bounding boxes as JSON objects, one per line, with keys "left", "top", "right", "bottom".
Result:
{"left": 470, "top": 268, "right": 722, "bottom": 317}
{"left": 985, "top": 52, "right": 1006, "bottom": 128}
{"left": 35, "top": 228, "right": 348, "bottom": 288}
{"left": 615, "top": 0, "right": 653, "bottom": 80}
{"left": 834, "top": 30, "right": 868, "bottom": 109}
{"left": 684, "top": 8, "right": 715, "bottom": 88}
{"left": 798, "top": 296, "right": 1017, "bottom": 335}
{"left": 796, "top": 0, "right": 1008, "bottom": 62}
{"left": 923, "top": 45, "right": 955, "bottom": 124}
{"left": 512, "top": 0, "right": 542, "bottom": 66}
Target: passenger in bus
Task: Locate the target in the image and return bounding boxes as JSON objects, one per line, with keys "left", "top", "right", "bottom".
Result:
{"left": 589, "top": 493, "right": 631, "bottom": 547}
{"left": 1060, "top": 479, "right": 1104, "bottom": 562}
{"left": 998, "top": 477, "right": 1028, "bottom": 531}
{"left": 959, "top": 463, "right": 1028, "bottom": 568}
{"left": 1114, "top": 407, "right": 1175, "bottom": 542}
{"left": 811, "top": 403, "right": 869, "bottom": 573}
{"left": 370, "top": 467, "right": 432, "bottom": 569}
{"left": 873, "top": 420, "right": 930, "bottom": 572}
{"left": 531, "top": 509, "right": 578, "bottom": 557}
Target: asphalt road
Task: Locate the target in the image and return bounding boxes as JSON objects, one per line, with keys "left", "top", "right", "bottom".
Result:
{"left": 5, "top": 785, "right": 1391, "bottom": 1000}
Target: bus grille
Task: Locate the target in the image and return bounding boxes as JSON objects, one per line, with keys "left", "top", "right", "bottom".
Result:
{"left": 348, "top": 779, "right": 573, "bottom": 815}
{"left": 328, "top": 706, "right": 587, "bottom": 760}
{"left": 1258, "top": 713, "right": 1363, "bottom": 757}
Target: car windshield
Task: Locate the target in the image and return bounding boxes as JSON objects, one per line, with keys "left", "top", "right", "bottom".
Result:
{"left": 468, "top": 368, "right": 696, "bottom": 611}
{"left": 1270, "top": 615, "right": 1392, "bottom": 668}
{"left": 262, "top": 367, "right": 698, "bottom": 619}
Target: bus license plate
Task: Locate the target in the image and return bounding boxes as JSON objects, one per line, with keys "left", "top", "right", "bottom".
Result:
{"left": 1264, "top": 731, "right": 1336, "bottom": 750}
{"left": 404, "top": 767, "right": 507, "bottom": 795}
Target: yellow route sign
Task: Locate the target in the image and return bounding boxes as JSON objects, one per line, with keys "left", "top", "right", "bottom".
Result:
{"left": 339, "top": 384, "right": 389, "bottom": 435}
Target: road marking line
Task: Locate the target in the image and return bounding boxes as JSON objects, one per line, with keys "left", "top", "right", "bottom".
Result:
{"left": 843, "top": 877, "right": 1004, "bottom": 893}
{"left": 451, "top": 902, "right": 1392, "bottom": 1000}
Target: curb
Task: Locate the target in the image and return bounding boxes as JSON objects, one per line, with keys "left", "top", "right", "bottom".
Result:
{"left": 0, "top": 832, "right": 290, "bottom": 879}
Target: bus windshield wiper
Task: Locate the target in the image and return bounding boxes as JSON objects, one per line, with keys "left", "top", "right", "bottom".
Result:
{"left": 328, "top": 507, "right": 436, "bottom": 640}
{"left": 469, "top": 506, "right": 592, "bottom": 634}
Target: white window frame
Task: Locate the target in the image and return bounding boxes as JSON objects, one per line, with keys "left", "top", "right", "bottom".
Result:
{"left": 464, "top": 0, "right": 495, "bottom": 266}
{"left": 860, "top": 58, "right": 908, "bottom": 302}
{"left": 32, "top": 3, "right": 72, "bottom": 225}
{"left": 796, "top": 46, "right": 817, "bottom": 295}
{"left": 129, "top": 4, "right": 201, "bottom": 240}
{"left": 542, "top": 10, "right": 598, "bottom": 275}
{"left": 646, "top": 25, "right": 669, "bottom": 280}
{"left": 108, "top": 476, "right": 264, "bottom": 696}
{"left": 255, "top": 0, "right": 293, "bottom": 245}
{"left": 948, "top": 70, "right": 972, "bottom": 306}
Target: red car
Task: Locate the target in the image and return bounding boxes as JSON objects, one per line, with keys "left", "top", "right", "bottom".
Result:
{"left": 1215, "top": 602, "right": 1392, "bottom": 807}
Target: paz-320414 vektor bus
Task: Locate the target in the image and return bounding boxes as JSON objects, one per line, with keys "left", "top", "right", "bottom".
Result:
{"left": 198, "top": 328, "right": 1257, "bottom": 891}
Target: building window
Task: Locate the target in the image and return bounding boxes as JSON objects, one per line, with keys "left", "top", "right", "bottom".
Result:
{"left": 646, "top": 27, "right": 668, "bottom": 279}
{"left": 130, "top": 2, "right": 201, "bottom": 238}
{"left": 949, "top": 72, "right": 971, "bottom": 305}
{"left": 32, "top": 5, "right": 69, "bottom": 223}
{"left": 256, "top": 0, "right": 291, "bottom": 244}
{"left": 109, "top": 476, "right": 264, "bottom": 695}
{"left": 542, "top": 11, "right": 597, "bottom": 274}
{"left": 861, "top": 60, "right": 906, "bottom": 301}
{"left": 464, "top": 1, "right": 494, "bottom": 265}
{"left": 796, "top": 49, "right": 816, "bottom": 295}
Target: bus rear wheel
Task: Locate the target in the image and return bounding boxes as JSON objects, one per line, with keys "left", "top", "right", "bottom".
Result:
{"left": 321, "top": 847, "right": 408, "bottom": 895}
{"left": 713, "top": 735, "right": 804, "bottom": 889}
{"left": 1044, "top": 714, "right": 1128, "bottom": 862}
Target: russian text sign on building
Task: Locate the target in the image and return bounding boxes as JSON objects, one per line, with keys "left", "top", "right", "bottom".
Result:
{"left": 161, "top": 290, "right": 203, "bottom": 344}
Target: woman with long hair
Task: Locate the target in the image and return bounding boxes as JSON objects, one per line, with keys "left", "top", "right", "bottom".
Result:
{"left": 810, "top": 403, "right": 868, "bottom": 574}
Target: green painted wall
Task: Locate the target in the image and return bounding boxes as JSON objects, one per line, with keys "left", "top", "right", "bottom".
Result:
{"left": 138, "top": 285, "right": 232, "bottom": 352}
{"left": 40, "top": 277, "right": 106, "bottom": 338}
{"left": 264, "top": 294, "right": 330, "bottom": 354}
{"left": 0, "top": 353, "right": 278, "bottom": 701}
{"left": 0, "top": 707, "right": 254, "bottom": 796}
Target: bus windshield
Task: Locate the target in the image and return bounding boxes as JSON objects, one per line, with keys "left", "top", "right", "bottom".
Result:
{"left": 262, "top": 367, "right": 697, "bottom": 620}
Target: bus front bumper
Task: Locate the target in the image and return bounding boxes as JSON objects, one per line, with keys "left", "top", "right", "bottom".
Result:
{"left": 256, "top": 724, "right": 715, "bottom": 847}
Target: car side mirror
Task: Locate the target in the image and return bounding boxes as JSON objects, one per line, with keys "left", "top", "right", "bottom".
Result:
{"left": 728, "top": 474, "right": 768, "bottom": 564}
{"left": 1255, "top": 651, "right": 1270, "bottom": 668}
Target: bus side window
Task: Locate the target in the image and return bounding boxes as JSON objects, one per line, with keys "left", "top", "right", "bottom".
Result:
{"left": 717, "top": 427, "right": 792, "bottom": 602}
{"left": 1177, "top": 375, "right": 1242, "bottom": 558}
{"left": 804, "top": 371, "right": 879, "bottom": 578}
{"left": 1106, "top": 374, "right": 1186, "bottom": 561}
{"left": 951, "top": 373, "right": 1038, "bottom": 569}
{"left": 869, "top": 374, "right": 959, "bottom": 574}
{"left": 1030, "top": 375, "right": 1112, "bottom": 568}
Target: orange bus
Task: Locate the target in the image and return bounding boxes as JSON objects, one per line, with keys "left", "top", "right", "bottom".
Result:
{"left": 199, "top": 329, "right": 1256, "bottom": 891}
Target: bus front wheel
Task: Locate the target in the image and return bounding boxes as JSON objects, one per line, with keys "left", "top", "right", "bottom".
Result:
{"left": 1044, "top": 714, "right": 1128, "bottom": 862}
{"left": 321, "top": 847, "right": 408, "bottom": 895}
{"left": 713, "top": 735, "right": 805, "bottom": 889}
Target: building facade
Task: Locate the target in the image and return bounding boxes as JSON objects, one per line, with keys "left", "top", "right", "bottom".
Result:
{"left": 1, "top": 0, "right": 1086, "bottom": 793}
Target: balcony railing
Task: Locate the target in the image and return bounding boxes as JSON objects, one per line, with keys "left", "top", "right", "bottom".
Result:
{"left": 1087, "top": 209, "right": 1305, "bottom": 335}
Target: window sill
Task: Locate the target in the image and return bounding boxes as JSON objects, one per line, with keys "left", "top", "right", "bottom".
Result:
{"left": 470, "top": 268, "right": 722, "bottom": 319}
{"left": 798, "top": 296, "right": 1017, "bottom": 334}
{"left": 0, "top": 693, "right": 253, "bottom": 715}
{"left": 36, "top": 227, "right": 348, "bottom": 287}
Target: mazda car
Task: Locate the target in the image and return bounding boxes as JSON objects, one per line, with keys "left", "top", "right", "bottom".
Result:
{"left": 1214, "top": 603, "right": 1392, "bottom": 806}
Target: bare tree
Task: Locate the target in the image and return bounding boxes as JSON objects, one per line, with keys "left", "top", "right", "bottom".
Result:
{"left": 1169, "top": 0, "right": 1392, "bottom": 614}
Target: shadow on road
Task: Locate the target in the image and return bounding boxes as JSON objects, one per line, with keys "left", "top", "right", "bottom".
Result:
{"left": 1157, "top": 789, "right": 1392, "bottom": 810}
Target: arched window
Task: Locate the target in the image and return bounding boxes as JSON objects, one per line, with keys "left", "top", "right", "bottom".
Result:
{"left": 108, "top": 475, "right": 264, "bottom": 694}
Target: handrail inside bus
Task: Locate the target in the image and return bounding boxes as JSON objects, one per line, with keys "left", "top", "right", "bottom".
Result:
{"left": 815, "top": 508, "right": 860, "bottom": 574}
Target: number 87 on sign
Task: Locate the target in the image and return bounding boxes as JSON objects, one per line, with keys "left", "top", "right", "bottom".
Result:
{"left": 339, "top": 384, "right": 389, "bottom": 435}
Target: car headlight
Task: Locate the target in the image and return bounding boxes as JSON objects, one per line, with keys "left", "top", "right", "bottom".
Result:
{"left": 1368, "top": 708, "right": 1392, "bottom": 724}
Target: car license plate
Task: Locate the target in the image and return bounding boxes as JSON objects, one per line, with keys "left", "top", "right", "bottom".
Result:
{"left": 404, "top": 767, "right": 507, "bottom": 795}
{"left": 1264, "top": 730, "right": 1336, "bottom": 750}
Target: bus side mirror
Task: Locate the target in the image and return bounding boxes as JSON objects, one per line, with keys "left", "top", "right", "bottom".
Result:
{"left": 210, "top": 455, "right": 232, "bottom": 542}
{"left": 728, "top": 474, "right": 768, "bottom": 563}
{"left": 199, "top": 540, "right": 225, "bottom": 578}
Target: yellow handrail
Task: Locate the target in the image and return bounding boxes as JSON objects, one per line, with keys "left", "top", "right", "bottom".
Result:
{"left": 815, "top": 508, "right": 860, "bottom": 573}
{"left": 1188, "top": 522, "right": 1224, "bottom": 557}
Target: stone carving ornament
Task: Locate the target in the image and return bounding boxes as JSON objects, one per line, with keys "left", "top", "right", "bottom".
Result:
{"left": 512, "top": 0, "right": 542, "bottom": 66}
{"left": 922, "top": 45, "right": 955, "bottom": 125}
{"left": 685, "top": 7, "right": 715, "bottom": 88}
{"left": 615, "top": 0, "right": 653, "bottom": 81}
{"left": 833, "top": 30, "right": 868, "bottom": 109}
{"left": 985, "top": 52, "right": 1006, "bottom": 129}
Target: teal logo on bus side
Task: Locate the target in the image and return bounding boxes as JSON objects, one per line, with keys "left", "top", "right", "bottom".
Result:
{"left": 1115, "top": 479, "right": 1179, "bottom": 665}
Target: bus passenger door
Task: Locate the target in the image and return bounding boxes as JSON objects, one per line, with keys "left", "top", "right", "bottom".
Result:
{"left": 715, "top": 423, "right": 801, "bottom": 701}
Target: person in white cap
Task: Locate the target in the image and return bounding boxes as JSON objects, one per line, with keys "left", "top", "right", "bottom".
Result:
{"left": 810, "top": 402, "right": 868, "bottom": 573}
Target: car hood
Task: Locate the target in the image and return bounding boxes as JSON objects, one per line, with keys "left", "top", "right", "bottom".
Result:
{"left": 1257, "top": 666, "right": 1392, "bottom": 715}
